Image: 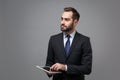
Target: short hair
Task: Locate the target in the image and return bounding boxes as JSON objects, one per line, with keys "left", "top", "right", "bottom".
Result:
{"left": 64, "top": 7, "right": 80, "bottom": 21}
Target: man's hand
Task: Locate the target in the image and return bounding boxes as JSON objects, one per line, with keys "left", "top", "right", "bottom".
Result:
{"left": 50, "top": 63, "right": 66, "bottom": 71}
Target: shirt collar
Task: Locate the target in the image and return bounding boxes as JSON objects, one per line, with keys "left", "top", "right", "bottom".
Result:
{"left": 63, "top": 30, "right": 76, "bottom": 39}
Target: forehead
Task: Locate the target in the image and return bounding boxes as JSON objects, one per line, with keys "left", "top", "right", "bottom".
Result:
{"left": 61, "top": 11, "right": 73, "bottom": 18}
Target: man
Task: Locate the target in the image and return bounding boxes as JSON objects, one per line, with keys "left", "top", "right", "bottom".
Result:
{"left": 45, "top": 7, "right": 92, "bottom": 80}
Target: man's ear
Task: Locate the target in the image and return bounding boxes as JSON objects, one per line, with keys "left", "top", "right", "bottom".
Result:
{"left": 74, "top": 19, "right": 78, "bottom": 25}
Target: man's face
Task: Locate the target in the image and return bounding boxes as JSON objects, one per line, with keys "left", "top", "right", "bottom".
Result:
{"left": 60, "top": 11, "right": 75, "bottom": 33}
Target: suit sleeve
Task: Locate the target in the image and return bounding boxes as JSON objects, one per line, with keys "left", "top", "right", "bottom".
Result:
{"left": 45, "top": 36, "right": 55, "bottom": 67}
{"left": 45, "top": 37, "right": 55, "bottom": 77}
{"left": 66, "top": 38, "right": 92, "bottom": 75}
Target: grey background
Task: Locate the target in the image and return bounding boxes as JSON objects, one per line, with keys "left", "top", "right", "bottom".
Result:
{"left": 0, "top": 0, "right": 120, "bottom": 80}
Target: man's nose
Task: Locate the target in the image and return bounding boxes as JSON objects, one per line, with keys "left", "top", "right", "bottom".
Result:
{"left": 61, "top": 20, "right": 65, "bottom": 24}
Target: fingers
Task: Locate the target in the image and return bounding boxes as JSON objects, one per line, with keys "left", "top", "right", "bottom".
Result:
{"left": 50, "top": 63, "right": 65, "bottom": 71}
{"left": 50, "top": 63, "right": 59, "bottom": 71}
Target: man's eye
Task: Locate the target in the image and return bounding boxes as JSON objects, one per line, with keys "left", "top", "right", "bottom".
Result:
{"left": 65, "top": 18, "right": 69, "bottom": 21}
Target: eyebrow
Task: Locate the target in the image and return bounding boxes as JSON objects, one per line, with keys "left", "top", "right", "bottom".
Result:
{"left": 61, "top": 17, "right": 70, "bottom": 20}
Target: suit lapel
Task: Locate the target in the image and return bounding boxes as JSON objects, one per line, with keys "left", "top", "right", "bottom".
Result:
{"left": 58, "top": 33, "right": 67, "bottom": 58}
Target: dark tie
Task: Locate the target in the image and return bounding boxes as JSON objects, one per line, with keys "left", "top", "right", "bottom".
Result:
{"left": 65, "top": 35, "right": 70, "bottom": 56}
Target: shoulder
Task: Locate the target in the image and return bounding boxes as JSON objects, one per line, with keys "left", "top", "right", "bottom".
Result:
{"left": 50, "top": 33, "right": 63, "bottom": 38}
{"left": 76, "top": 31, "right": 90, "bottom": 40}
{"left": 76, "top": 32, "right": 91, "bottom": 46}
{"left": 49, "top": 32, "right": 63, "bottom": 41}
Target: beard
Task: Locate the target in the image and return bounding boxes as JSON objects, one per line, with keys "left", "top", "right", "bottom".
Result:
{"left": 61, "top": 23, "right": 74, "bottom": 32}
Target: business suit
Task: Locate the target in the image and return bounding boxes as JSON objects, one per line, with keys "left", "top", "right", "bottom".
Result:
{"left": 46, "top": 31, "right": 92, "bottom": 80}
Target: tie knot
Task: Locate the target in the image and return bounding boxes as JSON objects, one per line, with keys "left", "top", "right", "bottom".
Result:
{"left": 66, "top": 35, "right": 70, "bottom": 39}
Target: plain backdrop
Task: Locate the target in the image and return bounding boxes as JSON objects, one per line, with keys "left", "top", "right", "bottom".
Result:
{"left": 0, "top": 0, "right": 120, "bottom": 80}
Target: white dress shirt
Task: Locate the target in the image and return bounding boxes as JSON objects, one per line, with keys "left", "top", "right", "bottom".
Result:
{"left": 63, "top": 31, "right": 76, "bottom": 47}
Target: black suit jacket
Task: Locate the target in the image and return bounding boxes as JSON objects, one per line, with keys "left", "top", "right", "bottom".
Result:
{"left": 46, "top": 32, "right": 92, "bottom": 80}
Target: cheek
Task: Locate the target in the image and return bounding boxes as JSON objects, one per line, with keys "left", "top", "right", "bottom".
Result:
{"left": 67, "top": 22, "right": 72, "bottom": 26}
{"left": 61, "top": 21, "right": 72, "bottom": 27}
{"left": 66, "top": 21, "right": 71, "bottom": 25}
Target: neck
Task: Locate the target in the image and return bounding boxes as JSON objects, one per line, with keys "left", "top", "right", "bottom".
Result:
{"left": 65, "top": 29, "right": 75, "bottom": 35}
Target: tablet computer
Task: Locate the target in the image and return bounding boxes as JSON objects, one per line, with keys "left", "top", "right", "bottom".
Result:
{"left": 36, "top": 65, "right": 62, "bottom": 74}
